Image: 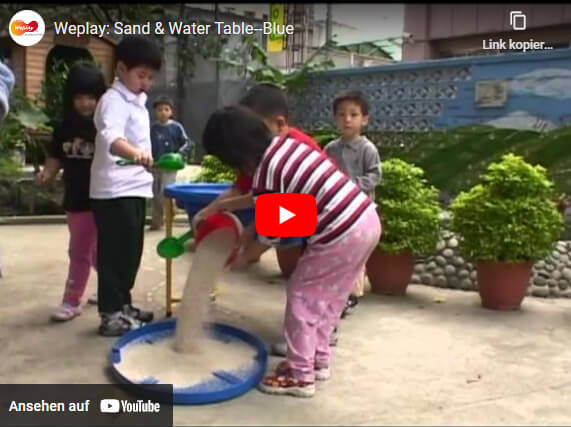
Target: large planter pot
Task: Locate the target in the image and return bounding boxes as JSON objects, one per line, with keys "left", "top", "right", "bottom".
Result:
{"left": 276, "top": 247, "right": 304, "bottom": 278}
{"left": 366, "top": 250, "right": 414, "bottom": 296}
{"left": 476, "top": 261, "right": 533, "bottom": 310}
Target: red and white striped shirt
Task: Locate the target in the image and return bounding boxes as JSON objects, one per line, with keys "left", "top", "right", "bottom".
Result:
{"left": 252, "top": 135, "right": 373, "bottom": 246}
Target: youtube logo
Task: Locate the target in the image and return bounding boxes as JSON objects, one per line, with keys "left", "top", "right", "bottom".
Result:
{"left": 255, "top": 193, "right": 317, "bottom": 237}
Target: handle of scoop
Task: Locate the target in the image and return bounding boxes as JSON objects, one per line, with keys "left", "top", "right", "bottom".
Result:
{"left": 174, "top": 230, "right": 193, "bottom": 244}
{"left": 116, "top": 159, "right": 136, "bottom": 166}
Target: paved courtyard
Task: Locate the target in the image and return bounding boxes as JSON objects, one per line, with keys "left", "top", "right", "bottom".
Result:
{"left": 2, "top": 223, "right": 571, "bottom": 425}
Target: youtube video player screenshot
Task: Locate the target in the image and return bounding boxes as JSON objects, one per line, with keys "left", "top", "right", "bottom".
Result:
{"left": 1, "top": 2, "right": 570, "bottom": 426}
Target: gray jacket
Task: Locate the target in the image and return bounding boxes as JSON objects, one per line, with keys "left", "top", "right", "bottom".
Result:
{"left": 324, "top": 136, "right": 381, "bottom": 199}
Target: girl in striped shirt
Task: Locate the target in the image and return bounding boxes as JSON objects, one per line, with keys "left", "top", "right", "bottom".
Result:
{"left": 203, "top": 106, "right": 382, "bottom": 398}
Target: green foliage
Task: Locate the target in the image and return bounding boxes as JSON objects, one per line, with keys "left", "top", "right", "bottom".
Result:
{"left": 368, "top": 125, "right": 571, "bottom": 197}
{"left": 0, "top": 157, "right": 21, "bottom": 179}
{"left": 0, "top": 89, "right": 50, "bottom": 176}
{"left": 192, "top": 155, "right": 237, "bottom": 183}
{"left": 38, "top": 59, "right": 70, "bottom": 126}
{"left": 376, "top": 158, "right": 442, "bottom": 255}
{"left": 450, "top": 154, "right": 563, "bottom": 262}
{"left": 217, "top": 35, "right": 335, "bottom": 93}
{"left": 307, "top": 126, "right": 339, "bottom": 148}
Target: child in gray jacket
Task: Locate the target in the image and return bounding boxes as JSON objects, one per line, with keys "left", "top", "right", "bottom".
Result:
{"left": 324, "top": 90, "right": 381, "bottom": 315}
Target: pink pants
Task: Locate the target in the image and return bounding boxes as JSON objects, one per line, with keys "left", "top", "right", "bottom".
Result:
{"left": 285, "top": 206, "right": 382, "bottom": 382}
{"left": 62, "top": 211, "right": 97, "bottom": 306}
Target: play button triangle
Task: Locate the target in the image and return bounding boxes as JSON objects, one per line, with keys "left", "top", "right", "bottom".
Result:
{"left": 279, "top": 206, "right": 295, "bottom": 224}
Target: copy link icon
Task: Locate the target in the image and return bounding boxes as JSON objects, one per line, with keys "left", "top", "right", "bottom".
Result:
{"left": 100, "top": 399, "right": 120, "bottom": 414}
{"left": 510, "top": 11, "right": 526, "bottom": 31}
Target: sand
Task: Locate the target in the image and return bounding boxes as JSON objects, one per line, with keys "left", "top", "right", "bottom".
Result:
{"left": 115, "top": 335, "right": 256, "bottom": 387}
{"left": 174, "top": 228, "right": 237, "bottom": 353}
{"left": 115, "top": 226, "right": 256, "bottom": 387}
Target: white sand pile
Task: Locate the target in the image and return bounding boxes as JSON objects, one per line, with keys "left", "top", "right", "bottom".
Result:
{"left": 115, "top": 336, "right": 256, "bottom": 387}
{"left": 116, "top": 226, "right": 256, "bottom": 387}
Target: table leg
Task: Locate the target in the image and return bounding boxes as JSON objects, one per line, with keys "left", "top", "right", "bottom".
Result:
{"left": 165, "top": 197, "right": 174, "bottom": 317}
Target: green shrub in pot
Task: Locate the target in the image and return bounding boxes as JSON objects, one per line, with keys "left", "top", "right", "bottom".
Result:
{"left": 367, "top": 158, "right": 442, "bottom": 295}
{"left": 450, "top": 153, "right": 563, "bottom": 309}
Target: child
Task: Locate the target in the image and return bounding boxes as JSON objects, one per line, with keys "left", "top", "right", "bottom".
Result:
{"left": 202, "top": 106, "right": 382, "bottom": 398}
{"left": 192, "top": 84, "right": 338, "bottom": 354}
{"left": 194, "top": 84, "right": 323, "bottom": 260}
{"left": 35, "top": 63, "right": 106, "bottom": 321}
{"left": 89, "top": 36, "right": 161, "bottom": 336}
{"left": 324, "top": 90, "right": 381, "bottom": 316}
{"left": 149, "top": 95, "right": 193, "bottom": 230}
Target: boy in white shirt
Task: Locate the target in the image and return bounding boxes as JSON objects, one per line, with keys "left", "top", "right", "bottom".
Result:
{"left": 90, "top": 36, "right": 162, "bottom": 336}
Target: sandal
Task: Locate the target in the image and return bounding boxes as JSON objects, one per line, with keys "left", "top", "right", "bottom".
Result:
{"left": 259, "top": 368, "right": 315, "bottom": 398}
{"left": 51, "top": 303, "right": 82, "bottom": 322}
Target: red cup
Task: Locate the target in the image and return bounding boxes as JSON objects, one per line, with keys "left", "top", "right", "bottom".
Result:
{"left": 193, "top": 212, "right": 243, "bottom": 266}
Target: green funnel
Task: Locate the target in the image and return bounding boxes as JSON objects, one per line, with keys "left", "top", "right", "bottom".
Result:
{"left": 157, "top": 230, "right": 193, "bottom": 259}
{"left": 117, "top": 152, "right": 186, "bottom": 171}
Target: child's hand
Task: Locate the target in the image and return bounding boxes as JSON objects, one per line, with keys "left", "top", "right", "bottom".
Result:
{"left": 133, "top": 150, "right": 154, "bottom": 171}
{"left": 34, "top": 169, "right": 51, "bottom": 186}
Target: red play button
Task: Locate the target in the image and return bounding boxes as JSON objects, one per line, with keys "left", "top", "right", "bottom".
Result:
{"left": 255, "top": 193, "right": 317, "bottom": 237}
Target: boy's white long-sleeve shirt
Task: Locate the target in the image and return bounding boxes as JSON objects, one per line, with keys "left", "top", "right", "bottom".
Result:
{"left": 90, "top": 79, "right": 154, "bottom": 199}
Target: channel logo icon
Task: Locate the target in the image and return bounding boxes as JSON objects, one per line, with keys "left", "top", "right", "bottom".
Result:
{"left": 9, "top": 10, "right": 45, "bottom": 46}
{"left": 100, "top": 399, "right": 120, "bottom": 414}
{"left": 255, "top": 193, "right": 317, "bottom": 237}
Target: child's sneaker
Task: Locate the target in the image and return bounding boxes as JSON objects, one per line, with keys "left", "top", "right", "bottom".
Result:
{"left": 87, "top": 292, "right": 97, "bottom": 305}
{"left": 314, "top": 365, "right": 331, "bottom": 381}
{"left": 51, "top": 303, "right": 82, "bottom": 322}
{"left": 122, "top": 304, "right": 154, "bottom": 323}
{"left": 99, "top": 312, "right": 141, "bottom": 337}
{"left": 341, "top": 295, "right": 359, "bottom": 318}
{"left": 259, "top": 366, "right": 315, "bottom": 398}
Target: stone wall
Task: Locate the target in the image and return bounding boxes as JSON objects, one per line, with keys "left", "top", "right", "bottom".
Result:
{"left": 412, "top": 221, "right": 571, "bottom": 298}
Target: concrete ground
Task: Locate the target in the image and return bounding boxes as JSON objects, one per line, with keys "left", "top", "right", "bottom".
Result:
{"left": 2, "top": 223, "right": 571, "bottom": 425}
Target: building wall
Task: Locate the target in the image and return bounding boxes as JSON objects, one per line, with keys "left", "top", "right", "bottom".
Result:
{"left": 23, "top": 30, "right": 115, "bottom": 99}
{"left": 291, "top": 49, "right": 571, "bottom": 132}
{"left": 403, "top": 4, "right": 571, "bottom": 60}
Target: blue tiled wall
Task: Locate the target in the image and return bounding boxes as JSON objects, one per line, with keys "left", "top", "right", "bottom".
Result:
{"left": 292, "top": 49, "right": 571, "bottom": 132}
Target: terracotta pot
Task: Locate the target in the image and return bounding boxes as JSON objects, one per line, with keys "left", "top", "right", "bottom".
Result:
{"left": 366, "top": 250, "right": 414, "bottom": 296}
{"left": 476, "top": 261, "right": 533, "bottom": 310}
{"left": 276, "top": 247, "right": 304, "bottom": 278}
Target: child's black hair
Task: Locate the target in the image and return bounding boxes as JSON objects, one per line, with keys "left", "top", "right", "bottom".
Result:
{"left": 333, "top": 90, "right": 370, "bottom": 116}
{"left": 239, "top": 83, "right": 289, "bottom": 120}
{"left": 202, "top": 106, "right": 273, "bottom": 173}
{"left": 63, "top": 63, "right": 107, "bottom": 116}
{"left": 116, "top": 36, "right": 162, "bottom": 71}
{"left": 152, "top": 95, "right": 174, "bottom": 110}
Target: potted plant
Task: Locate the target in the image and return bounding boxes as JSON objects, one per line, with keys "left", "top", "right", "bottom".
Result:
{"left": 450, "top": 154, "right": 563, "bottom": 310}
{"left": 366, "top": 159, "right": 442, "bottom": 295}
